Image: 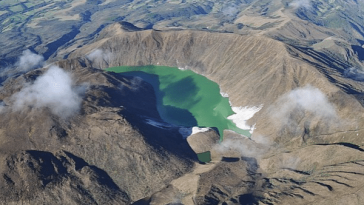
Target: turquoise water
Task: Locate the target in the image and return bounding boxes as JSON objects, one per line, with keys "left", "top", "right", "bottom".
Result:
{"left": 197, "top": 151, "right": 211, "bottom": 163}
{"left": 107, "top": 65, "right": 251, "bottom": 139}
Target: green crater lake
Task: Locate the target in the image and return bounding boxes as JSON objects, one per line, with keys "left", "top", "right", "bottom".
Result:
{"left": 107, "top": 65, "right": 250, "bottom": 139}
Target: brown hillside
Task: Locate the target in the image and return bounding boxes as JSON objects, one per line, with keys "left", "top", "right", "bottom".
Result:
{"left": 68, "top": 24, "right": 364, "bottom": 204}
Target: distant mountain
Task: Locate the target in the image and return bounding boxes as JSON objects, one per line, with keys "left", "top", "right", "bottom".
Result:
{"left": 1, "top": 0, "right": 364, "bottom": 67}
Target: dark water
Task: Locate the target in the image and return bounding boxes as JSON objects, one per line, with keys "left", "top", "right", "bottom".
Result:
{"left": 107, "top": 65, "right": 251, "bottom": 138}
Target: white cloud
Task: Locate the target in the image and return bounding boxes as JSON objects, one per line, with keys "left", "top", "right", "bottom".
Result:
{"left": 86, "top": 49, "right": 112, "bottom": 68}
{"left": 344, "top": 67, "right": 364, "bottom": 81}
{"left": 11, "top": 66, "right": 87, "bottom": 119}
{"left": 216, "top": 138, "right": 262, "bottom": 158}
{"left": 0, "top": 49, "right": 44, "bottom": 77}
{"left": 282, "top": 156, "right": 301, "bottom": 169}
{"left": 213, "top": 133, "right": 272, "bottom": 159}
{"left": 273, "top": 85, "right": 336, "bottom": 119}
{"left": 289, "top": 0, "right": 312, "bottom": 9}
{"left": 222, "top": 5, "right": 240, "bottom": 17}
{"left": 252, "top": 134, "right": 273, "bottom": 146}
{"left": 17, "top": 50, "right": 44, "bottom": 72}
{"left": 270, "top": 85, "right": 338, "bottom": 134}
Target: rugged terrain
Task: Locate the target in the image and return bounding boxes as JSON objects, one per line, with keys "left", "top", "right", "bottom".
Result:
{"left": 2, "top": 0, "right": 364, "bottom": 65}
{"left": 67, "top": 23, "right": 364, "bottom": 204}
{"left": 0, "top": 60, "right": 196, "bottom": 203}
{"left": 2, "top": 0, "right": 364, "bottom": 204}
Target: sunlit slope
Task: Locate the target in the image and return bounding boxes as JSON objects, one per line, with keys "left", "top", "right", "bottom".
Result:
{"left": 71, "top": 25, "right": 364, "bottom": 145}
{"left": 71, "top": 25, "right": 330, "bottom": 107}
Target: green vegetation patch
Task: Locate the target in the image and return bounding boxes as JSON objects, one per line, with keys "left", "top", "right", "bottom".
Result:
{"left": 107, "top": 65, "right": 251, "bottom": 139}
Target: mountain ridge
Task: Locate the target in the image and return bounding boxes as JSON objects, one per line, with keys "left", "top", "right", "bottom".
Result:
{"left": 2, "top": 1, "right": 364, "bottom": 204}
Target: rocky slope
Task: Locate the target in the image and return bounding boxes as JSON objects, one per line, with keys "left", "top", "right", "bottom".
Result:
{"left": 2, "top": 1, "right": 364, "bottom": 203}
{"left": 1, "top": 150, "right": 130, "bottom": 205}
{"left": 0, "top": 59, "right": 196, "bottom": 204}
{"left": 70, "top": 22, "right": 364, "bottom": 138}
{"left": 66, "top": 23, "right": 364, "bottom": 204}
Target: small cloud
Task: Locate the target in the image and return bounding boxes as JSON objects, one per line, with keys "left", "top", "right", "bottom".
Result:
{"left": 11, "top": 66, "right": 87, "bottom": 119}
{"left": 252, "top": 134, "right": 273, "bottom": 146}
{"left": 130, "top": 76, "right": 143, "bottom": 89}
{"left": 270, "top": 85, "right": 339, "bottom": 135}
{"left": 214, "top": 135, "right": 269, "bottom": 159}
{"left": 273, "top": 85, "right": 337, "bottom": 119}
{"left": 222, "top": 5, "right": 240, "bottom": 17}
{"left": 282, "top": 156, "right": 301, "bottom": 169}
{"left": 1, "top": 49, "right": 44, "bottom": 77}
{"left": 17, "top": 49, "right": 44, "bottom": 72}
{"left": 86, "top": 49, "right": 112, "bottom": 68}
{"left": 344, "top": 67, "right": 364, "bottom": 81}
{"left": 289, "top": 0, "right": 312, "bottom": 9}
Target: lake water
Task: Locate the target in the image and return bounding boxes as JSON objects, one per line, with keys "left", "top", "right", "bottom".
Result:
{"left": 107, "top": 65, "right": 250, "bottom": 139}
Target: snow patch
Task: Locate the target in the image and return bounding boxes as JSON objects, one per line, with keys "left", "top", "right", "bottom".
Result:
{"left": 227, "top": 105, "right": 263, "bottom": 133}
{"left": 220, "top": 92, "right": 229, "bottom": 98}
{"left": 179, "top": 127, "right": 210, "bottom": 139}
{"left": 192, "top": 127, "right": 210, "bottom": 135}
{"left": 250, "top": 123, "right": 257, "bottom": 134}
